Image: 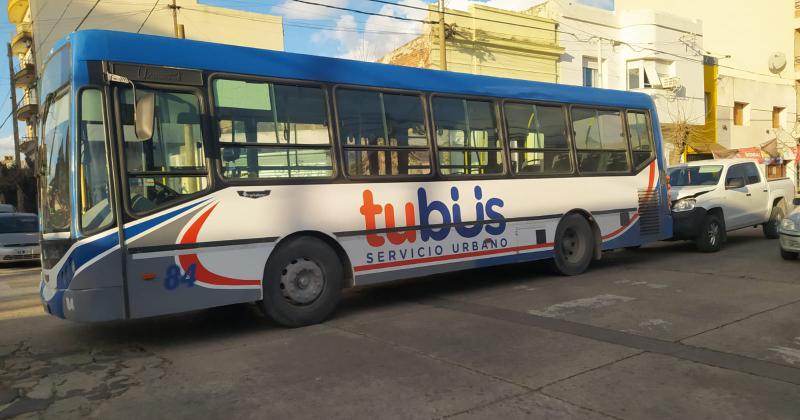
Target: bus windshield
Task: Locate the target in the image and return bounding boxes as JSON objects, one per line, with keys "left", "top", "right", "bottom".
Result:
{"left": 669, "top": 165, "right": 723, "bottom": 187}
{"left": 39, "top": 47, "right": 72, "bottom": 234}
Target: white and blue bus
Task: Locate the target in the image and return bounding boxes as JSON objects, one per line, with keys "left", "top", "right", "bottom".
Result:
{"left": 38, "top": 30, "right": 671, "bottom": 326}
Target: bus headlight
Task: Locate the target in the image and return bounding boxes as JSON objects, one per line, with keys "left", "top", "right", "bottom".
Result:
{"left": 781, "top": 218, "right": 798, "bottom": 232}
{"left": 672, "top": 198, "right": 696, "bottom": 212}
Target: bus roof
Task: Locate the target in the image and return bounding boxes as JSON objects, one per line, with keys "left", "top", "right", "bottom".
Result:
{"left": 63, "top": 29, "right": 655, "bottom": 110}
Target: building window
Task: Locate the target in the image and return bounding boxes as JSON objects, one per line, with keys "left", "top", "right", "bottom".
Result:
{"left": 582, "top": 57, "right": 598, "bottom": 87}
{"left": 627, "top": 67, "right": 640, "bottom": 90}
{"left": 773, "top": 107, "right": 785, "bottom": 129}
{"left": 733, "top": 102, "right": 748, "bottom": 126}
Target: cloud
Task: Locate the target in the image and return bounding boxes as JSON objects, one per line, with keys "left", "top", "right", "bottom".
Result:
{"left": 576, "top": 0, "right": 614, "bottom": 10}
{"left": 0, "top": 135, "right": 15, "bottom": 159}
{"left": 272, "top": 0, "right": 351, "bottom": 21}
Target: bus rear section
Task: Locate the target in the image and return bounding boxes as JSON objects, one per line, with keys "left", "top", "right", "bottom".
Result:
{"left": 38, "top": 30, "right": 671, "bottom": 326}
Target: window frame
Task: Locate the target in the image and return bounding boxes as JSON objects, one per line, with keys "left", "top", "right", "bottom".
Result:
{"left": 429, "top": 93, "right": 508, "bottom": 179}
{"left": 208, "top": 73, "right": 338, "bottom": 183}
{"left": 568, "top": 104, "right": 635, "bottom": 177}
{"left": 625, "top": 109, "right": 656, "bottom": 172}
{"left": 332, "top": 84, "right": 435, "bottom": 180}
{"left": 113, "top": 82, "right": 213, "bottom": 219}
{"left": 501, "top": 99, "right": 576, "bottom": 178}
{"left": 76, "top": 86, "right": 116, "bottom": 236}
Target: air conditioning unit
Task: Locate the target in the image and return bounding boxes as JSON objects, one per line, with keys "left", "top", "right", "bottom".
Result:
{"left": 661, "top": 76, "right": 681, "bottom": 90}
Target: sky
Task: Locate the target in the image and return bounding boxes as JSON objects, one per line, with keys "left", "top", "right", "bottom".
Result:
{"left": 0, "top": 0, "right": 613, "bottom": 160}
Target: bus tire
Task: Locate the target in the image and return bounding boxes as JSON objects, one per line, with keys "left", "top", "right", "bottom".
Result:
{"left": 695, "top": 214, "right": 724, "bottom": 252}
{"left": 261, "top": 236, "right": 343, "bottom": 327}
{"left": 763, "top": 204, "right": 784, "bottom": 239}
{"left": 550, "top": 214, "right": 594, "bottom": 276}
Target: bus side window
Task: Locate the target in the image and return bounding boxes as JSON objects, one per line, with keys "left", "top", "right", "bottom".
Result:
{"left": 336, "top": 89, "right": 430, "bottom": 177}
{"left": 213, "top": 79, "right": 333, "bottom": 179}
{"left": 432, "top": 97, "right": 503, "bottom": 176}
{"left": 79, "top": 89, "right": 114, "bottom": 233}
{"left": 504, "top": 102, "right": 572, "bottom": 175}
{"left": 626, "top": 111, "right": 654, "bottom": 169}
{"left": 572, "top": 107, "right": 631, "bottom": 174}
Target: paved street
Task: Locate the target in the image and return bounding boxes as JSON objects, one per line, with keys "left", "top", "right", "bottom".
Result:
{"left": 2, "top": 228, "right": 800, "bottom": 419}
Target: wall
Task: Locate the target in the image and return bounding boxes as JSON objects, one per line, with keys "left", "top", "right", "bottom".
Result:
{"left": 381, "top": 5, "right": 563, "bottom": 83}
{"left": 529, "top": 1, "right": 705, "bottom": 127}
{"left": 29, "top": 0, "right": 284, "bottom": 70}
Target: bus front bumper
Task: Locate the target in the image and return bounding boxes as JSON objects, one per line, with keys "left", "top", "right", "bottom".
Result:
{"left": 671, "top": 208, "right": 707, "bottom": 240}
{"left": 41, "top": 283, "right": 125, "bottom": 322}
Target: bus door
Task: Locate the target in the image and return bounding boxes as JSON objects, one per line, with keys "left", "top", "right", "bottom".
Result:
{"left": 114, "top": 84, "right": 258, "bottom": 318}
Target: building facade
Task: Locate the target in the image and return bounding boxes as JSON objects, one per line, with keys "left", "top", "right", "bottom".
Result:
{"left": 528, "top": 1, "right": 706, "bottom": 164}
{"left": 5, "top": 0, "right": 285, "bottom": 166}
{"left": 380, "top": 4, "right": 564, "bottom": 83}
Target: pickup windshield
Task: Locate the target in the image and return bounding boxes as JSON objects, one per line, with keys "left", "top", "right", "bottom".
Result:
{"left": 0, "top": 216, "right": 38, "bottom": 234}
{"left": 669, "top": 165, "right": 723, "bottom": 187}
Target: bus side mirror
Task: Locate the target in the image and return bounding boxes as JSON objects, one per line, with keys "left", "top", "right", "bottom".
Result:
{"left": 793, "top": 197, "right": 800, "bottom": 206}
{"left": 725, "top": 177, "right": 745, "bottom": 189}
{"left": 135, "top": 93, "right": 155, "bottom": 140}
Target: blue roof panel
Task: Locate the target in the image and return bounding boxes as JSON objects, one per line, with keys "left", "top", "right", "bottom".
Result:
{"left": 66, "top": 29, "right": 655, "bottom": 110}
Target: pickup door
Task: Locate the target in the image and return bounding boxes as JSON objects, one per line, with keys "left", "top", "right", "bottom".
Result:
{"left": 723, "top": 163, "right": 769, "bottom": 229}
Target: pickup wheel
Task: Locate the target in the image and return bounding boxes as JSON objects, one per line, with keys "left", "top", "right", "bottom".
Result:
{"left": 695, "top": 214, "right": 724, "bottom": 253}
{"left": 763, "top": 204, "right": 784, "bottom": 239}
{"left": 781, "top": 249, "right": 798, "bottom": 260}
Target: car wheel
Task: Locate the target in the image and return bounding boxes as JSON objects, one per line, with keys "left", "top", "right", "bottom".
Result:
{"left": 780, "top": 248, "right": 798, "bottom": 260}
{"left": 261, "top": 236, "right": 343, "bottom": 327}
{"left": 763, "top": 204, "right": 784, "bottom": 239}
{"left": 695, "top": 214, "right": 724, "bottom": 253}
{"left": 550, "top": 214, "right": 595, "bottom": 276}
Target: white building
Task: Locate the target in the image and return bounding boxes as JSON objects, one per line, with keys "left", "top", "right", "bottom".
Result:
{"left": 529, "top": 1, "right": 705, "bottom": 130}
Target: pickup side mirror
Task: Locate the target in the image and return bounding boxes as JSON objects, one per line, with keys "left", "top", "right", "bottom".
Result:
{"left": 725, "top": 177, "right": 745, "bottom": 190}
{"left": 793, "top": 197, "right": 800, "bottom": 206}
{"left": 134, "top": 93, "right": 156, "bottom": 141}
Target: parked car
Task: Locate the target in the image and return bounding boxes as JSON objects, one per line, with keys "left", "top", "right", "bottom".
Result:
{"left": 0, "top": 213, "right": 40, "bottom": 264}
{"left": 779, "top": 198, "right": 800, "bottom": 260}
{"left": 668, "top": 158, "right": 795, "bottom": 252}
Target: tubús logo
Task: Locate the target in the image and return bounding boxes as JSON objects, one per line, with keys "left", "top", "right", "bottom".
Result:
{"left": 360, "top": 186, "right": 505, "bottom": 247}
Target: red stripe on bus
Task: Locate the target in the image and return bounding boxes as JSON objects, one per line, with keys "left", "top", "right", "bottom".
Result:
{"left": 353, "top": 242, "right": 555, "bottom": 272}
{"left": 178, "top": 203, "right": 261, "bottom": 287}
{"left": 602, "top": 213, "right": 640, "bottom": 240}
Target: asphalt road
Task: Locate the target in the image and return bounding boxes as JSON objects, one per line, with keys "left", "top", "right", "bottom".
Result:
{"left": 2, "top": 228, "right": 800, "bottom": 419}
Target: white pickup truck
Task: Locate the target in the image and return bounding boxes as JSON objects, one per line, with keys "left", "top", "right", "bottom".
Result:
{"left": 668, "top": 158, "right": 796, "bottom": 252}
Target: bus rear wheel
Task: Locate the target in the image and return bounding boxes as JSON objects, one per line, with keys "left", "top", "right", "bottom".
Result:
{"left": 551, "top": 214, "right": 595, "bottom": 276}
{"left": 261, "top": 236, "right": 343, "bottom": 327}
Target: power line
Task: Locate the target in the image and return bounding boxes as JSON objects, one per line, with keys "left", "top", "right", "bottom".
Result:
{"left": 138, "top": 0, "right": 162, "bottom": 33}
{"left": 0, "top": 97, "right": 24, "bottom": 131}
{"left": 75, "top": 0, "right": 102, "bottom": 32}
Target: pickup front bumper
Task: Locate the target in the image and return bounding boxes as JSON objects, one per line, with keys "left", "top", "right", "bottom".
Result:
{"left": 671, "top": 207, "right": 707, "bottom": 240}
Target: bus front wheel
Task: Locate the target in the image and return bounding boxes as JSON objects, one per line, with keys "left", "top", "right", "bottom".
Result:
{"left": 261, "top": 236, "right": 343, "bottom": 327}
{"left": 551, "top": 214, "right": 595, "bottom": 276}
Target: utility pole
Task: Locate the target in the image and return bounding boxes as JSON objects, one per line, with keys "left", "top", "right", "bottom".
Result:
{"left": 596, "top": 38, "right": 603, "bottom": 88}
{"left": 169, "top": 0, "right": 185, "bottom": 39}
{"left": 438, "top": 0, "right": 447, "bottom": 71}
{"left": 6, "top": 43, "right": 23, "bottom": 212}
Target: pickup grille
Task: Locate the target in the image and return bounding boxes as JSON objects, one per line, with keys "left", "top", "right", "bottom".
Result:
{"left": 638, "top": 188, "right": 661, "bottom": 236}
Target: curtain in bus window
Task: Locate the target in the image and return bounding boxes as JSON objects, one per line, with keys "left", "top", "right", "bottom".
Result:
{"left": 41, "top": 92, "right": 71, "bottom": 233}
{"left": 79, "top": 89, "right": 114, "bottom": 233}
{"left": 572, "top": 108, "right": 630, "bottom": 174}
{"left": 432, "top": 97, "right": 502, "bottom": 175}
{"left": 213, "top": 79, "right": 332, "bottom": 179}
{"left": 626, "top": 111, "right": 654, "bottom": 168}
{"left": 120, "top": 89, "right": 208, "bottom": 213}
{"left": 505, "top": 103, "right": 571, "bottom": 175}
{"left": 337, "top": 89, "right": 430, "bottom": 176}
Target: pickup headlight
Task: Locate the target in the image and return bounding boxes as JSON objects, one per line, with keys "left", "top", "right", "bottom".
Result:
{"left": 781, "top": 218, "right": 799, "bottom": 232}
{"left": 673, "top": 198, "right": 696, "bottom": 212}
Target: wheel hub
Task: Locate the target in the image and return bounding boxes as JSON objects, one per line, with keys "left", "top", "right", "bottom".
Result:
{"left": 280, "top": 258, "right": 325, "bottom": 305}
{"left": 561, "top": 228, "right": 585, "bottom": 263}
